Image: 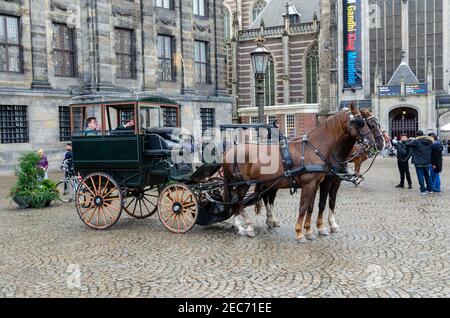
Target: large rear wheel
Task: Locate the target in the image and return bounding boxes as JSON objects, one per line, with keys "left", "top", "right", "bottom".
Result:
{"left": 124, "top": 185, "right": 159, "bottom": 219}
{"left": 157, "top": 183, "right": 198, "bottom": 234}
{"left": 75, "top": 172, "right": 123, "bottom": 230}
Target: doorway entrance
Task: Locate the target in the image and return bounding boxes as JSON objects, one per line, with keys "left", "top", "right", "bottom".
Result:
{"left": 389, "top": 107, "right": 418, "bottom": 139}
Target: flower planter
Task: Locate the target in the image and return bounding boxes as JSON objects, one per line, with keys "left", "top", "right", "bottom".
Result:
{"left": 12, "top": 196, "right": 31, "bottom": 209}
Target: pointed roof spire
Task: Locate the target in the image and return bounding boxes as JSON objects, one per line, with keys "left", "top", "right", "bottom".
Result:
{"left": 387, "top": 51, "right": 419, "bottom": 85}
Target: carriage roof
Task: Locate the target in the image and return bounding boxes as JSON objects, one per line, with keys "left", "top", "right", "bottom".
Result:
{"left": 69, "top": 95, "right": 180, "bottom": 107}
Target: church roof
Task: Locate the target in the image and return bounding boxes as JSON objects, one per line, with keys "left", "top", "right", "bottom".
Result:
{"left": 387, "top": 56, "right": 420, "bottom": 85}
{"left": 250, "top": 0, "right": 320, "bottom": 29}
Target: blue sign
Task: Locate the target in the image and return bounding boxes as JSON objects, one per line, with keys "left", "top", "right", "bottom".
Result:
{"left": 343, "top": 0, "right": 362, "bottom": 89}
{"left": 405, "top": 84, "right": 428, "bottom": 95}
{"left": 379, "top": 86, "right": 401, "bottom": 97}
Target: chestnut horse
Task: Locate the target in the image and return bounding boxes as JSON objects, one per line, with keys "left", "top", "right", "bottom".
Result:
{"left": 313, "top": 109, "right": 385, "bottom": 237}
{"left": 222, "top": 104, "right": 376, "bottom": 240}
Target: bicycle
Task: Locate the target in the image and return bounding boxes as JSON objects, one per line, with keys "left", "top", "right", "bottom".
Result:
{"left": 55, "top": 159, "right": 81, "bottom": 203}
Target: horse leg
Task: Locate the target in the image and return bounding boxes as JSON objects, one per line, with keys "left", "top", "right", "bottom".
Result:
{"left": 239, "top": 209, "right": 256, "bottom": 238}
{"left": 328, "top": 180, "right": 341, "bottom": 233}
{"left": 265, "top": 189, "right": 280, "bottom": 228}
{"left": 296, "top": 181, "right": 317, "bottom": 242}
{"left": 230, "top": 184, "right": 252, "bottom": 236}
{"left": 233, "top": 211, "right": 247, "bottom": 236}
{"left": 317, "top": 178, "right": 331, "bottom": 237}
{"left": 304, "top": 184, "right": 319, "bottom": 241}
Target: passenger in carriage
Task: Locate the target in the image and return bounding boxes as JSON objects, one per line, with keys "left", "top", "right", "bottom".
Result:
{"left": 116, "top": 119, "right": 135, "bottom": 131}
{"left": 85, "top": 117, "right": 100, "bottom": 135}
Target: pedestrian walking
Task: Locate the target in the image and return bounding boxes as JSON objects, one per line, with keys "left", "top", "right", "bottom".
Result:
{"left": 392, "top": 134, "right": 412, "bottom": 189}
{"left": 405, "top": 131, "right": 434, "bottom": 194}
{"left": 429, "top": 134, "right": 443, "bottom": 193}
{"left": 37, "top": 149, "right": 49, "bottom": 180}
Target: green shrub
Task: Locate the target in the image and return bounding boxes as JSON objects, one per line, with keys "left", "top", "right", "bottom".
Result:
{"left": 8, "top": 151, "right": 59, "bottom": 209}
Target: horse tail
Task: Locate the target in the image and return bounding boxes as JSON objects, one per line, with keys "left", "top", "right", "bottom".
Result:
{"left": 255, "top": 200, "right": 263, "bottom": 215}
{"left": 254, "top": 184, "right": 263, "bottom": 215}
{"left": 222, "top": 167, "right": 231, "bottom": 208}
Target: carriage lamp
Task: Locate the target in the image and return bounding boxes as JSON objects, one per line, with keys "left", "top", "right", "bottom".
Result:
{"left": 250, "top": 37, "right": 271, "bottom": 124}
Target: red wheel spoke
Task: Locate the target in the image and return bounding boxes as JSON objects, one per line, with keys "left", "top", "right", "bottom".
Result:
{"left": 88, "top": 207, "right": 98, "bottom": 223}
{"left": 89, "top": 177, "right": 98, "bottom": 195}
{"left": 82, "top": 181, "right": 96, "bottom": 197}
{"left": 103, "top": 205, "right": 115, "bottom": 220}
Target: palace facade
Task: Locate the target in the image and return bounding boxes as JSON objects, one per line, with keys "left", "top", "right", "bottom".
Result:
{"left": 0, "top": 0, "right": 231, "bottom": 174}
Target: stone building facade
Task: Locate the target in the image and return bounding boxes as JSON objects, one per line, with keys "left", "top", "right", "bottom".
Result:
{"left": 223, "top": 0, "right": 322, "bottom": 139}
{"left": 0, "top": 0, "right": 232, "bottom": 174}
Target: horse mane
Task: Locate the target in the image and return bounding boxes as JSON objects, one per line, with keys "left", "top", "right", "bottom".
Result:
{"left": 292, "top": 111, "right": 348, "bottom": 142}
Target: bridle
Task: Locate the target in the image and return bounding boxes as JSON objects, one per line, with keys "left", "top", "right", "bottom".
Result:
{"left": 348, "top": 112, "right": 376, "bottom": 150}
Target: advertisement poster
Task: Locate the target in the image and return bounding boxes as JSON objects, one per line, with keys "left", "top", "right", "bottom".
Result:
{"left": 343, "top": 0, "right": 363, "bottom": 89}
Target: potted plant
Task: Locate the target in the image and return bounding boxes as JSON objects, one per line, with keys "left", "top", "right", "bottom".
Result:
{"left": 8, "top": 151, "right": 59, "bottom": 209}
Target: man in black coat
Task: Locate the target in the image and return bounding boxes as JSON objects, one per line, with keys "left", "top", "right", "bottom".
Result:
{"left": 429, "top": 133, "right": 443, "bottom": 193}
{"left": 392, "top": 133, "right": 412, "bottom": 189}
{"left": 405, "top": 131, "right": 434, "bottom": 194}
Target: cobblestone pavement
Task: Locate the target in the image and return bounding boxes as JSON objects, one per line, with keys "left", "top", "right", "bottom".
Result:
{"left": 0, "top": 158, "right": 449, "bottom": 298}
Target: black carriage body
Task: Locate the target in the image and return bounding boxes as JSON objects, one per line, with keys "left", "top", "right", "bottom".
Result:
{"left": 70, "top": 96, "right": 187, "bottom": 189}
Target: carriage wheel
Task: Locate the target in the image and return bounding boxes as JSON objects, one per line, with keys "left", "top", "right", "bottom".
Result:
{"left": 124, "top": 185, "right": 159, "bottom": 219}
{"left": 157, "top": 183, "right": 199, "bottom": 234}
{"left": 75, "top": 172, "right": 123, "bottom": 230}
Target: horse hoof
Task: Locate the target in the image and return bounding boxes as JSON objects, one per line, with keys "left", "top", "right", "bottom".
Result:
{"left": 296, "top": 237, "right": 307, "bottom": 243}
{"left": 330, "top": 226, "right": 340, "bottom": 234}
{"left": 247, "top": 229, "right": 256, "bottom": 238}
{"left": 238, "top": 228, "right": 247, "bottom": 236}
{"left": 318, "top": 229, "right": 330, "bottom": 236}
{"left": 266, "top": 219, "right": 280, "bottom": 229}
{"left": 305, "top": 233, "right": 317, "bottom": 241}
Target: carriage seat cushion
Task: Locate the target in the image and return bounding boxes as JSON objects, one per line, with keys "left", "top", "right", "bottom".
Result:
{"left": 145, "top": 133, "right": 175, "bottom": 157}
{"left": 144, "top": 149, "right": 173, "bottom": 157}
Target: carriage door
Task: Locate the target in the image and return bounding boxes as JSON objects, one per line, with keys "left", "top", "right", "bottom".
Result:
{"left": 389, "top": 107, "right": 418, "bottom": 139}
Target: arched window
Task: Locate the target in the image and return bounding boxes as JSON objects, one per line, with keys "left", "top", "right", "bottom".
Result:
{"left": 255, "top": 56, "right": 275, "bottom": 107}
{"left": 305, "top": 43, "right": 319, "bottom": 103}
{"left": 252, "top": 0, "right": 267, "bottom": 22}
{"left": 223, "top": 7, "right": 231, "bottom": 42}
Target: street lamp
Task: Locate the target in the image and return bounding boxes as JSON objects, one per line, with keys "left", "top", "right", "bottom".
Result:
{"left": 251, "top": 38, "right": 271, "bottom": 124}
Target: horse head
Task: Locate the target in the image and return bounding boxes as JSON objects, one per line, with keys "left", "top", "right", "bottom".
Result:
{"left": 360, "top": 108, "right": 385, "bottom": 152}
{"left": 347, "top": 103, "right": 376, "bottom": 148}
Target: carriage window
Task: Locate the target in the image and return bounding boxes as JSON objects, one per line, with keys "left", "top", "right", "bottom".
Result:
{"left": 104, "top": 105, "right": 135, "bottom": 135}
{"left": 140, "top": 107, "right": 162, "bottom": 132}
{"left": 72, "top": 106, "right": 103, "bottom": 137}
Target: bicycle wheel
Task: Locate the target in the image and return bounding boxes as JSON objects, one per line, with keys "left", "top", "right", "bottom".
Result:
{"left": 56, "top": 180, "right": 74, "bottom": 203}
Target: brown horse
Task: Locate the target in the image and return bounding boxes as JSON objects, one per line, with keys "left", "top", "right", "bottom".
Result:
{"left": 254, "top": 108, "right": 384, "bottom": 239}
{"left": 313, "top": 109, "right": 385, "bottom": 237}
{"left": 222, "top": 104, "right": 376, "bottom": 240}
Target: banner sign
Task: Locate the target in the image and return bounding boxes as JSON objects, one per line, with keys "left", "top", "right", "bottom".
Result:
{"left": 343, "top": 0, "right": 362, "bottom": 89}
{"left": 379, "top": 86, "right": 401, "bottom": 97}
{"left": 378, "top": 84, "right": 428, "bottom": 97}
{"left": 405, "top": 84, "right": 428, "bottom": 95}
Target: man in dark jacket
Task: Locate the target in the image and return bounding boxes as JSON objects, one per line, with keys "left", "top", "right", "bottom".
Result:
{"left": 392, "top": 133, "right": 412, "bottom": 189}
{"left": 405, "top": 131, "right": 434, "bottom": 194}
{"left": 429, "top": 133, "right": 443, "bottom": 193}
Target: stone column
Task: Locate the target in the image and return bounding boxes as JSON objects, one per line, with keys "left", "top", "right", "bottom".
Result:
{"left": 401, "top": 0, "right": 409, "bottom": 59}
{"left": 318, "top": 0, "right": 331, "bottom": 113}
{"left": 29, "top": 0, "right": 51, "bottom": 89}
{"left": 81, "top": 0, "right": 114, "bottom": 93}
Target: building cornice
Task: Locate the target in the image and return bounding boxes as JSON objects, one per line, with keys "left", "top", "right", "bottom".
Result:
{"left": 238, "top": 103, "right": 320, "bottom": 116}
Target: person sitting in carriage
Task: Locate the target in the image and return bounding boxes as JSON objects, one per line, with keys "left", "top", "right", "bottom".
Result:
{"left": 85, "top": 117, "right": 100, "bottom": 135}
{"left": 116, "top": 119, "right": 135, "bottom": 131}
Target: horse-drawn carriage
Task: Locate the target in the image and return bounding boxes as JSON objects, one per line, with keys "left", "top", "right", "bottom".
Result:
{"left": 70, "top": 95, "right": 266, "bottom": 233}
{"left": 70, "top": 96, "right": 384, "bottom": 239}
